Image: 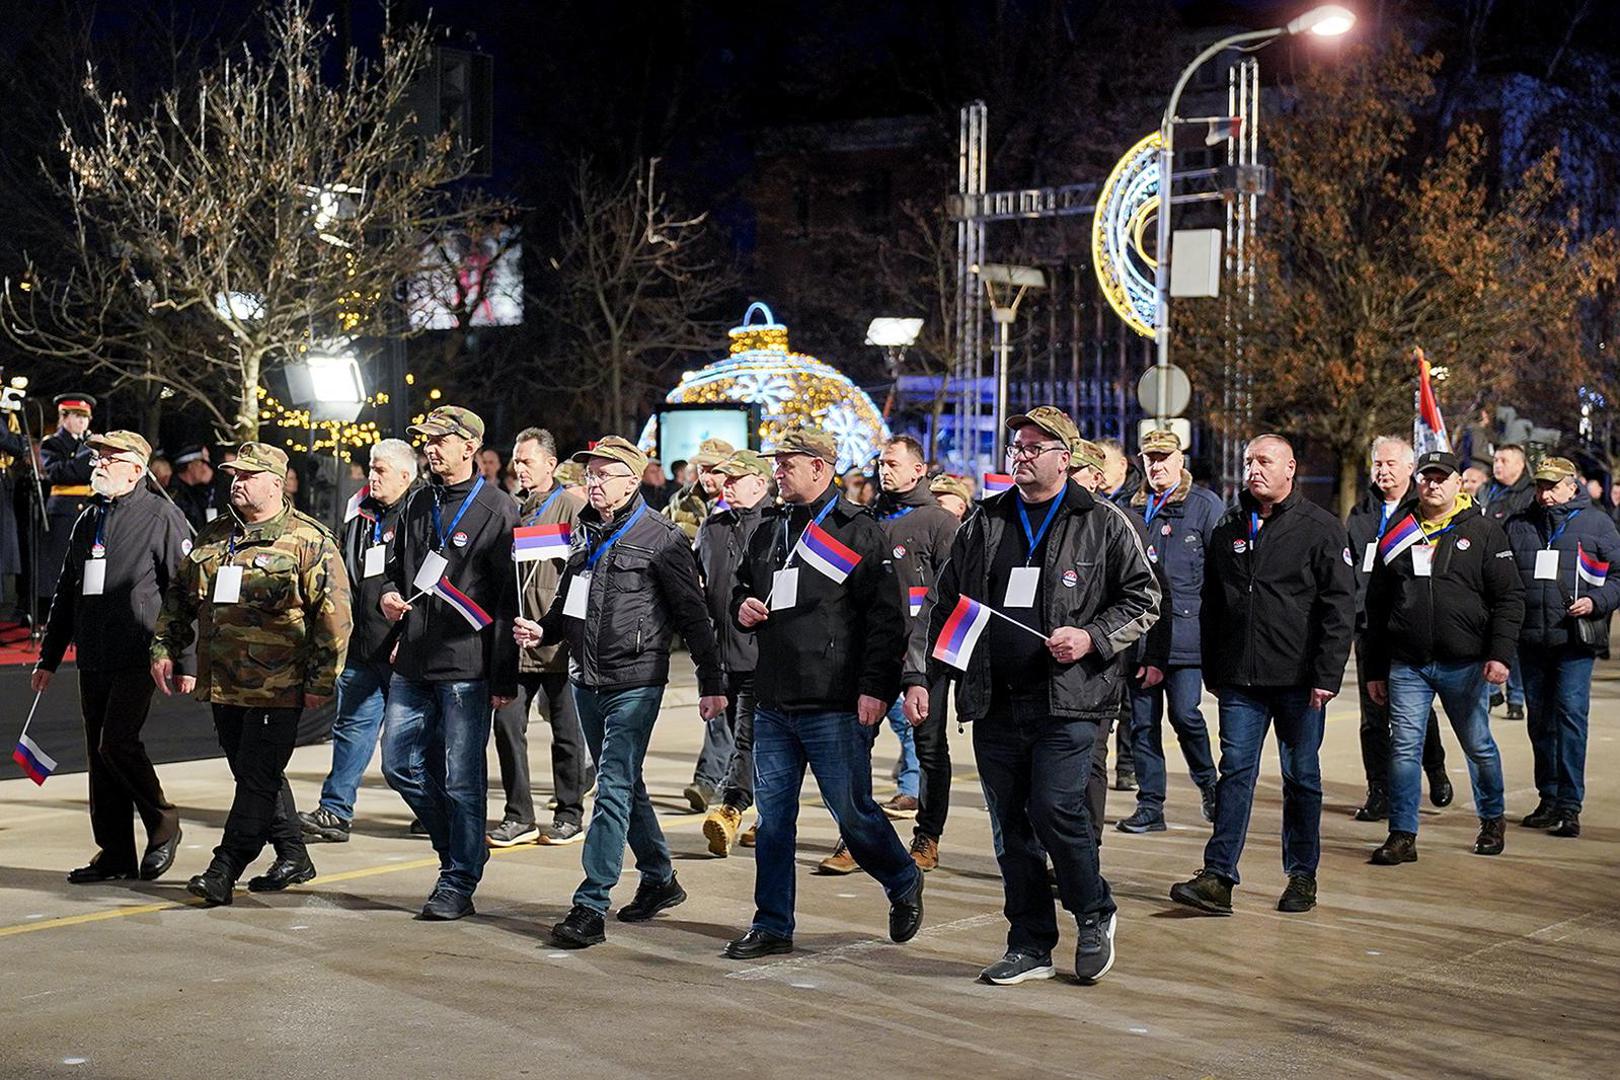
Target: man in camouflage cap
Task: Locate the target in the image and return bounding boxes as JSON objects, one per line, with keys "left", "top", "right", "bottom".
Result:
{"left": 929, "top": 473, "right": 973, "bottom": 521}
{"left": 152, "top": 441, "right": 352, "bottom": 906}
{"left": 664, "top": 436, "right": 735, "bottom": 543}
{"left": 1068, "top": 437, "right": 1107, "bottom": 485}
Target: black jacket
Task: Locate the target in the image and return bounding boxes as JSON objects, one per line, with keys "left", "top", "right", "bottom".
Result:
{"left": 1481, "top": 473, "right": 1534, "bottom": 526}
{"left": 874, "top": 483, "right": 959, "bottom": 632}
{"left": 39, "top": 481, "right": 193, "bottom": 674}
{"left": 1362, "top": 501, "right": 1524, "bottom": 678}
{"left": 696, "top": 500, "right": 768, "bottom": 675}
{"left": 173, "top": 478, "right": 223, "bottom": 534}
{"left": 732, "top": 487, "right": 905, "bottom": 712}
{"left": 1505, "top": 490, "right": 1620, "bottom": 653}
{"left": 907, "top": 480, "right": 1160, "bottom": 723}
{"left": 1201, "top": 487, "right": 1355, "bottom": 693}
{"left": 1345, "top": 481, "right": 1417, "bottom": 631}
{"left": 385, "top": 474, "right": 519, "bottom": 696}
{"left": 539, "top": 493, "right": 723, "bottom": 695}
{"left": 341, "top": 489, "right": 410, "bottom": 665}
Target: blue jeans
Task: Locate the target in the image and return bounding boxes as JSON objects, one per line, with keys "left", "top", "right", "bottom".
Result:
{"left": 1128, "top": 666, "right": 1217, "bottom": 813}
{"left": 1203, "top": 686, "right": 1324, "bottom": 885}
{"left": 572, "top": 685, "right": 672, "bottom": 914}
{"left": 883, "top": 698, "right": 921, "bottom": 798}
{"left": 1386, "top": 661, "right": 1504, "bottom": 833}
{"left": 318, "top": 661, "right": 392, "bottom": 820}
{"left": 1505, "top": 655, "right": 1526, "bottom": 708}
{"left": 381, "top": 677, "right": 492, "bottom": 897}
{"left": 1520, "top": 647, "right": 1595, "bottom": 813}
{"left": 751, "top": 707, "right": 921, "bottom": 938}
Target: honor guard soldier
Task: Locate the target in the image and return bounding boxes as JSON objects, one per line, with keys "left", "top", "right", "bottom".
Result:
{"left": 36, "top": 393, "right": 96, "bottom": 613}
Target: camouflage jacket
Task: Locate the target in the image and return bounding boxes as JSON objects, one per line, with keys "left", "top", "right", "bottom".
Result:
{"left": 153, "top": 501, "right": 352, "bottom": 708}
{"left": 663, "top": 481, "right": 712, "bottom": 541}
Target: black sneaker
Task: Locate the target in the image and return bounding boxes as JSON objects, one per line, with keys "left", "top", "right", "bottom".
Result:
{"left": 539, "top": 820, "right": 585, "bottom": 845}
{"left": 1520, "top": 799, "right": 1559, "bottom": 829}
{"left": 1169, "top": 869, "right": 1232, "bottom": 915}
{"left": 551, "top": 904, "right": 606, "bottom": 948}
{"left": 299, "top": 807, "right": 351, "bottom": 843}
{"left": 1353, "top": 785, "right": 1389, "bottom": 822}
{"left": 1488, "top": 690, "right": 1505, "bottom": 710}
{"left": 617, "top": 873, "right": 687, "bottom": 922}
{"left": 1199, "top": 783, "right": 1217, "bottom": 824}
{"left": 247, "top": 855, "right": 317, "bottom": 892}
{"left": 1115, "top": 807, "right": 1166, "bottom": 834}
{"left": 1427, "top": 769, "right": 1454, "bottom": 808}
{"left": 1548, "top": 811, "right": 1581, "bottom": 839}
{"left": 1369, "top": 831, "right": 1418, "bottom": 865}
{"left": 486, "top": 820, "right": 541, "bottom": 848}
{"left": 979, "top": 950, "right": 1055, "bottom": 986}
{"left": 1475, "top": 814, "right": 1508, "bottom": 853}
{"left": 1073, "top": 912, "right": 1116, "bottom": 983}
{"left": 1504, "top": 702, "right": 1525, "bottom": 722}
{"left": 408, "top": 818, "right": 430, "bottom": 837}
{"left": 1112, "top": 770, "right": 1138, "bottom": 792}
{"left": 419, "top": 885, "right": 475, "bottom": 921}
{"left": 1277, "top": 874, "right": 1317, "bottom": 913}
{"left": 682, "top": 782, "right": 715, "bottom": 813}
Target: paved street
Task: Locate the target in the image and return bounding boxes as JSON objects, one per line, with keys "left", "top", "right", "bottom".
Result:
{"left": 2, "top": 659, "right": 1617, "bottom": 1080}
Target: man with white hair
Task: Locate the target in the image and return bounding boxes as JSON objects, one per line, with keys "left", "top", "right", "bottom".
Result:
{"left": 1344, "top": 436, "right": 1451, "bottom": 822}
{"left": 300, "top": 439, "right": 419, "bottom": 843}
{"left": 35, "top": 431, "right": 192, "bottom": 883}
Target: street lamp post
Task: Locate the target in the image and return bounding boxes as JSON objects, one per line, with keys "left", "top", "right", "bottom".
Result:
{"left": 972, "top": 263, "right": 1047, "bottom": 451}
{"left": 866, "top": 316, "right": 925, "bottom": 419}
{"left": 1150, "top": 4, "right": 1356, "bottom": 424}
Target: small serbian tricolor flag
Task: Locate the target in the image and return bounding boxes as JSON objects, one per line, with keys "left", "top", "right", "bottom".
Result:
{"left": 795, "top": 522, "right": 862, "bottom": 584}
{"left": 343, "top": 484, "right": 370, "bottom": 524}
{"left": 12, "top": 733, "right": 57, "bottom": 786}
{"left": 932, "top": 595, "right": 993, "bottom": 671}
{"left": 908, "top": 586, "right": 929, "bottom": 617}
{"left": 1378, "top": 513, "right": 1424, "bottom": 564}
{"left": 982, "top": 472, "right": 1014, "bottom": 495}
{"left": 433, "top": 577, "right": 493, "bottom": 630}
{"left": 712, "top": 498, "right": 730, "bottom": 515}
{"left": 1577, "top": 543, "right": 1609, "bottom": 588}
{"left": 513, "top": 522, "right": 571, "bottom": 563}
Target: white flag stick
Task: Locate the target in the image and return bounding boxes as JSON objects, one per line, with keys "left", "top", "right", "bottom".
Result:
{"left": 983, "top": 605, "right": 1049, "bottom": 641}
{"left": 19, "top": 690, "right": 43, "bottom": 739}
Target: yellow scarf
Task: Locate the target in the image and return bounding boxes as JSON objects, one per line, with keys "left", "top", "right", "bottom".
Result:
{"left": 1418, "top": 491, "right": 1473, "bottom": 538}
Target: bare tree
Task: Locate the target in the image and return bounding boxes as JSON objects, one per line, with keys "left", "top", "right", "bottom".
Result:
{"left": 547, "top": 157, "right": 735, "bottom": 436}
{"left": 2, "top": 1, "right": 509, "bottom": 441}
{"left": 875, "top": 200, "right": 964, "bottom": 460}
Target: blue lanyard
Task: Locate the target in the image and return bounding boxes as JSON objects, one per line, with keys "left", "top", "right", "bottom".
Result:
{"left": 1545, "top": 508, "right": 1582, "bottom": 549}
{"left": 1420, "top": 520, "right": 1460, "bottom": 544}
{"left": 586, "top": 503, "right": 647, "bottom": 570}
{"left": 1143, "top": 488, "right": 1173, "bottom": 525}
{"left": 523, "top": 486, "right": 565, "bottom": 527}
{"left": 781, "top": 497, "right": 839, "bottom": 564}
{"left": 370, "top": 514, "right": 385, "bottom": 545}
{"left": 1016, "top": 494, "right": 1063, "bottom": 563}
{"left": 883, "top": 505, "right": 916, "bottom": 523}
{"left": 91, "top": 505, "right": 108, "bottom": 556}
{"left": 431, "top": 476, "right": 485, "bottom": 550}
{"left": 1377, "top": 503, "right": 1393, "bottom": 537}
{"left": 1248, "top": 511, "right": 1264, "bottom": 546}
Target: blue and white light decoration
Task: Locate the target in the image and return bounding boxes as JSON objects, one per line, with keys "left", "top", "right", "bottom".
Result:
{"left": 1091, "top": 132, "right": 1162, "bottom": 340}
{"left": 637, "top": 302, "right": 890, "bottom": 473}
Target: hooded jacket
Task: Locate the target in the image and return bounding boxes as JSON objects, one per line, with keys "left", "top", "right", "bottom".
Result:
{"left": 1130, "top": 470, "right": 1224, "bottom": 666}
{"left": 1505, "top": 489, "right": 1620, "bottom": 653}
{"left": 874, "top": 482, "right": 960, "bottom": 635}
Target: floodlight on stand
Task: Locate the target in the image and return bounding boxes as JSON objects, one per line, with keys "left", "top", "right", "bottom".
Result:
{"left": 865, "top": 317, "right": 924, "bottom": 349}
{"left": 284, "top": 345, "right": 367, "bottom": 423}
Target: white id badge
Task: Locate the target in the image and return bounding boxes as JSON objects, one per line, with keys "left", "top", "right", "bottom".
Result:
{"left": 1534, "top": 549, "right": 1559, "bottom": 580}
{"left": 205, "top": 507, "right": 219, "bottom": 523}
{"left": 363, "top": 546, "right": 387, "bottom": 579}
{"left": 1362, "top": 542, "right": 1377, "bottom": 573}
{"left": 1005, "top": 566, "right": 1041, "bottom": 607}
{"left": 563, "top": 571, "right": 592, "bottom": 618}
{"left": 82, "top": 560, "right": 106, "bottom": 596}
{"left": 212, "top": 564, "right": 243, "bottom": 604}
{"left": 771, "top": 567, "right": 800, "bottom": 611}
{"left": 1411, "top": 546, "right": 1433, "bottom": 577}
{"left": 413, "top": 550, "right": 449, "bottom": 592}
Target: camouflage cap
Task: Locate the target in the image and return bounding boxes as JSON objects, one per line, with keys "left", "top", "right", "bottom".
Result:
{"left": 1007, "top": 405, "right": 1080, "bottom": 451}
{"left": 690, "top": 437, "right": 737, "bottom": 468}
{"left": 409, "top": 405, "right": 485, "bottom": 442}
{"left": 221, "top": 441, "right": 289, "bottom": 479}
{"left": 764, "top": 425, "right": 838, "bottom": 464}
{"left": 554, "top": 460, "right": 585, "bottom": 486}
{"left": 573, "top": 435, "right": 649, "bottom": 477}
{"left": 1533, "top": 456, "right": 1578, "bottom": 483}
{"left": 1140, "top": 427, "right": 1183, "bottom": 455}
{"left": 714, "top": 449, "right": 771, "bottom": 480}
{"left": 1069, "top": 438, "right": 1106, "bottom": 474}
{"left": 87, "top": 430, "right": 153, "bottom": 462}
{"left": 929, "top": 472, "right": 973, "bottom": 503}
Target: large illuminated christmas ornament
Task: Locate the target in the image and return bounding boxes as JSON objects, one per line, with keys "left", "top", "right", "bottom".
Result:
{"left": 1092, "top": 132, "right": 1162, "bottom": 339}
{"left": 637, "top": 302, "right": 890, "bottom": 472}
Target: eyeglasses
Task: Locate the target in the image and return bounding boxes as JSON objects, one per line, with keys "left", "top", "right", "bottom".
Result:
{"left": 583, "top": 470, "right": 635, "bottom": 488}
{"left": 1005, "top": 442, "right": 1066, "bottom": 461}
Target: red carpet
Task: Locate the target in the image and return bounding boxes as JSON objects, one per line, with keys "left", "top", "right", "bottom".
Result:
{"left": 0, "top": 620, "right": 69, "bottom": 667}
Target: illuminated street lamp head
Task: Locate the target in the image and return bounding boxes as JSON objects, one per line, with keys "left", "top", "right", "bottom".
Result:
{"left": 865, "top": 317, "right": 924, "bottom": 349}
{"left": 1287, "top": 4, "right": 1356, "bottom": 37}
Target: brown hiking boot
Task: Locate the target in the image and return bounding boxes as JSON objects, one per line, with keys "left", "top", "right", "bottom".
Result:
{"left": 703, "top": 804, "right": 743, "bottom": 857}
{"left": 739, "top": 820, "right": 758, "bottom": 847}
{"left": 880, "top": 794, "right": 919, "bottom": 820}
{"left": 909, "top": 833, "right": 939, "bottom": 872}
{"left": 815, "top": 838, "right": 858, "bottom": 875}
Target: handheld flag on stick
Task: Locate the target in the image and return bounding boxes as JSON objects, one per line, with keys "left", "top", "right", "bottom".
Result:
{"left": 930, "top": 595, "right": 1046, "bottom": 671}
{"left": 513, "top": 522, "right": 571, "bottom": 563}
{"left": 1412, "top": 347, "right": 1451, "bottom": 455}
{"left": 982, "top": 472, "right": 1014, "bottom": 496}
{"left": 794, "top": 523, "right": 862, "bottom": 584}
{"left": 1577, "top": 543, "right": 1608, "bottom": 590}
{"left": 1378, "top": 514, "right": 1424, "bottom": 565}
{"left": 343, "top": 485, "right": 371, "bottom": 524}
{"left": 908, "top": 586, "right": 929, "bottom": 617}
{"left": 12, "top": 692, "right": 56, "bottom": 785}
{"left": 433, "top": 577, "right": 493, "bottom": 630}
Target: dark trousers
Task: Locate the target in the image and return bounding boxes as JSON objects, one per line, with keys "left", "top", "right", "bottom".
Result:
{"left": 1355, "top": 637, "right": 1445, "bottom": 786}
{"left": 492, "top": 671, "right": 592, "bottom": 827}
{"left": 79, "top": 666, "right": 177, "bottom": 870}
{"left": 718, "top": 672, "right": 758, "bottom": 813}
{"left": 975, "top": 700, "right": 1115, "bottom": 956}
{"left": 211, "top": 704, "right": 306, "bottom": 877}
{"left": 912, "top": 681, "right": 952, "bottom": 841}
